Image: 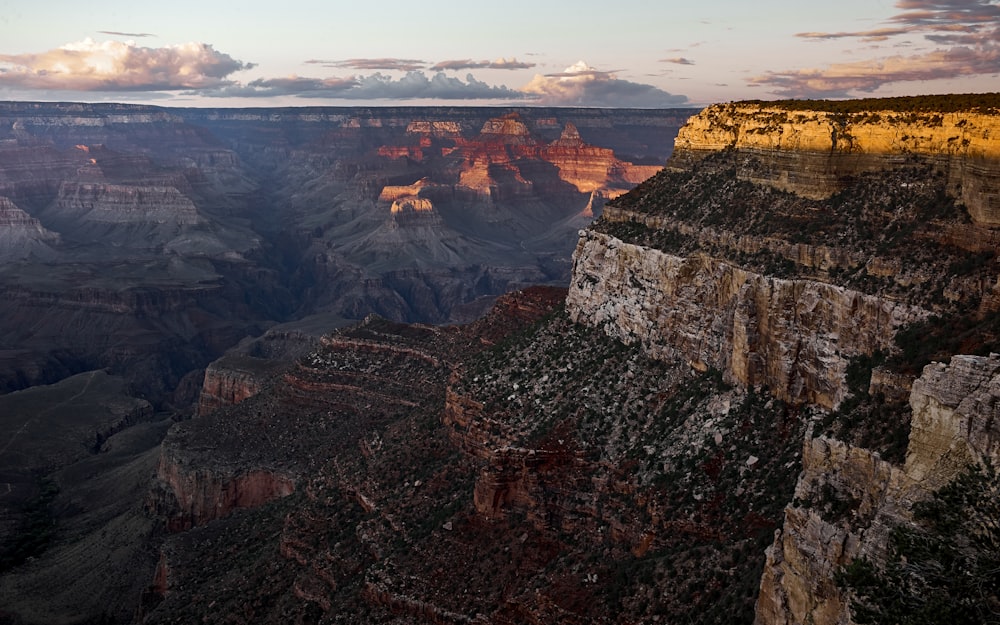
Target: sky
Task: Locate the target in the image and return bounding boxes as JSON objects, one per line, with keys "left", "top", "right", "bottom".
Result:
{"left": 0, "top": 0, "right": 997, "bottom": 108}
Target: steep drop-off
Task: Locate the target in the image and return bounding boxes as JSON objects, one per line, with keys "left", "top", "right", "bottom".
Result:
{"left": 573, "top": 94, "right": 1000, "bottom": 624}
{"left": 7, "top": 95, "right": 1000, "bottom": 625}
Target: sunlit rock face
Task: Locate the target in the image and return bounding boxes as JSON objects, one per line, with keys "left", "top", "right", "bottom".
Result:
{"left": 561, "top": 97, "right": 1000, "bottom": 624}
{"left": 672, "top": 103, "right": 1000, "bottom": 224}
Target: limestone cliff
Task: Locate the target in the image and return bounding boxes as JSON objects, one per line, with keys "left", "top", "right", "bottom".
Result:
{"left": 566, "top": 230, "right": 925, "bottom": 409}
{"left": 672, "top": 102, "right": 1000, "bottom": 224}
{"left": 566, "top": 96, "right": 1000, "bottom": 624}
{"left": 756, "top": 354, "right": 1000, "bottom": 625}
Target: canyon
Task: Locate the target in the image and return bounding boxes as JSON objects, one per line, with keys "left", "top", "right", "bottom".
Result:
{"left": 0, "top": 103, "right": 691, "bottom": 623}
{"left": 2, "top": 94, "right": 1000, "bottom": 624}
{"left": 0, "top": 103, "right": 691, "bottom": 403}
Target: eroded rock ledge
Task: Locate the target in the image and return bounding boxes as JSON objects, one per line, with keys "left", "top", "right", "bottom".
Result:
{"left": 671, "top": 103, "right": 1000, "bottom": 224}
{"left": 756, "top": 353, "right": 1000, "bottom": 625}
{"left": 566, "top": 230, "right": 925, "bottom": 409}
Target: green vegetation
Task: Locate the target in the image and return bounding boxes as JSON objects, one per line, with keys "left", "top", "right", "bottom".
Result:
{"left": 836, "top": 463, "right": 1000, "bottom": 624}
{"left": 820, "top": 352, "right": 910, "bottom": 464}
{"left": 892, "top": 311, "right": 1000, "bottom": 374}
{"left": 740, "top": 93, "right": 1000, "bottom": 115}
{"left": 457, "top": 309, "right": 810, "bottom": 625}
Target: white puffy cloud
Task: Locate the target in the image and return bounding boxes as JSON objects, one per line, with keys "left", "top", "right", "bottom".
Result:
{"left": 520, "top": 61, "right": 688, "bottom": 107}
{"left": 0, "top": 39, "right": 252, "bottom": 91}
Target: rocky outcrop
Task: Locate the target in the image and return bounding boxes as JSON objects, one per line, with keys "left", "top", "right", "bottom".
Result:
{"left": 0, "top": 195, "right": 60, "bottom": 260}
{"left": 152, "top": 450, "right": 295, "bottom": 532}
{"left": 672, "top": 103, "right": 1000, "bottom": 224}
{"left": 450, "top": 114, "right": 662, "bottom": 198}
{"left": 566, "top": 230, "right": 926, "bottom": 409}
{"left": 197, "top": 356, "right": 277, "bottom": 415}
{"left": 756, "top": 353, "right": 1000, "bottom": 625}
{"left": 49, "top": 181, "right": 202, "bottom": 225}
{"left": 905, "top": 354, "right": 1000, "bottom": 488}
{"left": 542, "top": 123, "right": 662, "bottom": 193}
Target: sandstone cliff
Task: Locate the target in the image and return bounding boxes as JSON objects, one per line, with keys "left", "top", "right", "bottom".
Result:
{"left": 671, "top": 102, "right": 1000, "bottom": 224}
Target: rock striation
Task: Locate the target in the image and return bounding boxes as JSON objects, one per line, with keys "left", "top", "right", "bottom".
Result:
{"left": 566, "top": 230, "right": 925, "bottom": 409}
{"left": 0, "top": 196, "right": 60, "bottom": 260}
{"left": 0, "top": 102, "right": 691, "bottom": 400}
{"left": 756, "top": 354, "right": 1000, "bottom": 625}
{"left": 672, "top": 103, "right": 1000, "bottom": 224}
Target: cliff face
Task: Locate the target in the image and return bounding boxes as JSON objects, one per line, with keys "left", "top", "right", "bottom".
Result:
{"left": 756, "top": 354, "right": 1000, "bottom": 625}
{"left": 672, "top": 104, "right": 1000, "bottom": 225}
{"left": 152, "top": 453, "right": 296, "bottom": 532}
{"left": 566, "top": 230, "right": 925, "bottom": 409}
{"left": 566, "top": 97, "right": 1000, "bottom": 624}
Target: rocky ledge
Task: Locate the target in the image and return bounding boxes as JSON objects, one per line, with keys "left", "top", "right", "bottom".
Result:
{"left": 567, "top": 230, "right": 926, "bottom": 409}
{"left": 756, "top": 353, "right": 1000, "bottom": 625}
{"left": 671, "top": 100, "right": 1000, "bottom": 224}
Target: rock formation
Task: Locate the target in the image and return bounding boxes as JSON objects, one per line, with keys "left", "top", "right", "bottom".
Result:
{"left": 10, "top": 96, "right": 1000, "bottom": 625}
{"left": 756, "top": 354, "right": 1000, "bottom": 625}
{"left": 567, "top": 231, "right": 926, "bottom": 409}
{"left": 0, "top": 196, "right": 60, "bottom": 260}
{"left": 0, "top": 102, "right": 690, "bottom": 404}
{"left": 672, "top": 102, "right": 1000, "bottom": 224}
{"left": 562, "top": 95, "right": 1000, "bottom": 624}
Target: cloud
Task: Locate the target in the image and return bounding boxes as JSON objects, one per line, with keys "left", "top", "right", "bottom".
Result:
{"left": 302, "top": 57, "right": 535, "bottom": 73}
{"left": 797, "top": 27, "right": 916, "bottom": 41}
{"left": 430, "top": 58, "right": 535, "bottom": 71}
{"left": 98, "top": 30, "right": 155, "bottom": 38}
{"left": 201, "top": 71, "right": 527, "bottom": 101}
{"left": 750, "top": 45, "right": 1000, "bottom": 98}
{"left": 0, "top": 38, "right": 252, "bottom": 91}
{"left": 305, "top": 58, "right": 428, "bottom": 71}
{"left": 753, "top": 0, "right": 1000, "bottom": 97}
{"left": 520, "top": 61, "right": 688, "bottom": 107}
{"left": 661, "top": 57, "right": 695, "bottom": 65}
